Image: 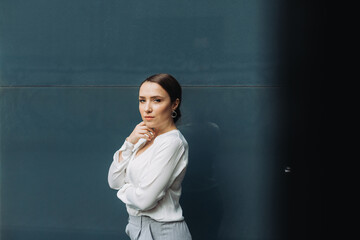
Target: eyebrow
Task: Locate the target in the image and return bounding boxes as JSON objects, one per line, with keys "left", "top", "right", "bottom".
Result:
{"left": 139, "top": 95, "right": 164, "bottom": 99}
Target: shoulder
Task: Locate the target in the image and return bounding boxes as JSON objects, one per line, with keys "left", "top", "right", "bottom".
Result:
{"left": 155, "top": 130, "right": 188, "bottom": 150}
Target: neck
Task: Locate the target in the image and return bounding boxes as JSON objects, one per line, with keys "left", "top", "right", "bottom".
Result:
{"left": 154, "top": 121, "right": 177, "bottom": 136}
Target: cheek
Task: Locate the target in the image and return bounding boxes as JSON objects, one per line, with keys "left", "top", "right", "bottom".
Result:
{"left": 159, "top": 105, "right": 172, "bottom": 116}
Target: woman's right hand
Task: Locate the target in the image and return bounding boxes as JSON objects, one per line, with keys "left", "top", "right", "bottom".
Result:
{"left": 126, "top": 122, "right": 155, "bottom": 144}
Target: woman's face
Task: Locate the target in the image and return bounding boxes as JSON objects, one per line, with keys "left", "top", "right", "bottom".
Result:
{"left": 139, "top": 81, "right": 178, "bottom": 132}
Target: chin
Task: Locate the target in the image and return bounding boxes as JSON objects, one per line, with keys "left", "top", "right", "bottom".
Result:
{"left": 144, "top": 121, "right": 155, "bottom": 128}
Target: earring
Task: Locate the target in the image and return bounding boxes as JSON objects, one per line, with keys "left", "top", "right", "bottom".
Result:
{"left": 171, "top": 110, "right": 177, "bottom": 118}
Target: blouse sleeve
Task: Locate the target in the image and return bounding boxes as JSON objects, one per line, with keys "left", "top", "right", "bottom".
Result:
{"left": 116, "top": 137, "right": 186, "bottom": 211}
{"left": 108, "top": 140, "right": 134, "bottom": 190}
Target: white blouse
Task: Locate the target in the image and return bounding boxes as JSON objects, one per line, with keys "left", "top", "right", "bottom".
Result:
{"left": 108, "top": 129, "right": 189, "bottom": 222}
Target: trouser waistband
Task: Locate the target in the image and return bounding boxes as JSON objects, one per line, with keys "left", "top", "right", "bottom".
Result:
{"left": 128, "top": 215, "right": 155, "bottom": 227}
{"left": 126, "top": 215, "right": 192, "bottom": 240}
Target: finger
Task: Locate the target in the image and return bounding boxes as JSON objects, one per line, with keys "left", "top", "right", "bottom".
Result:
{"left": 139, "top": 128, "right": 154, "bottom": 140}
{"left": 139, "top": 129, "right": 150, "bottom": 135}
{"left": 148, "top": 131, "right": 154, "bottom": 137}
{"left": 144, "top": 130, "right": 154, "bottom": 139}
{"left": 142, "top": 128, "right": 154, "bottom": 137}
{"left": 139, "top": 127, "right": 151, "bottom": 134}
{"left": 138, "top": 121, "right": 146, "bottom": 127}
{"left": 143, "top": 133, "right": 152, "bottom": 141}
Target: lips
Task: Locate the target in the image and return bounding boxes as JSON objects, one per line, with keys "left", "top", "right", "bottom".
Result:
{"left": 144, "top": 116, "right": 154, "bottom": 120}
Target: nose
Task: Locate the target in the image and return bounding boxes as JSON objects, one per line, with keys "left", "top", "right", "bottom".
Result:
{"left": 145, "top": 102, "right": 152, "bottom": 113}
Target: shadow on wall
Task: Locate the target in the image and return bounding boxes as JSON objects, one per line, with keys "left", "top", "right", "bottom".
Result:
{"left": 179, "top": 120, "right": 223, "bottom": 240}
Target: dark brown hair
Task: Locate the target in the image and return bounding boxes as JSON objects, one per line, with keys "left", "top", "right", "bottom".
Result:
{"left": 141, "top": 73, "right": 182, "bottom": 123}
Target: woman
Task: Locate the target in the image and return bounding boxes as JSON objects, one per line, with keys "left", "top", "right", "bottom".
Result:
{"left": 108, "top": 73, "right": 192, "bottom": 240}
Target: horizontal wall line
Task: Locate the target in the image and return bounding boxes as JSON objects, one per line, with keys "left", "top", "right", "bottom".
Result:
{"left": 0, "top": 85, "right": 282, "bottom": 88}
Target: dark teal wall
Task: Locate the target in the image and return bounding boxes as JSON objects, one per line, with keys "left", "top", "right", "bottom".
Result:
{"left": 1, "top": 86, "right": 283, "bottom": 240}
{"left": 1, "top": 1, "right": 324, "bottom": 239}
{"left": 0, "top": 0, "right": 281, "bottom": 87}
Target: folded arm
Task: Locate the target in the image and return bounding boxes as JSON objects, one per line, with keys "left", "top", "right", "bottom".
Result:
{"left": 117, "top": 138, "right": 186, "bottom": 211}
{"left": 108, "top": 140, "right": 134, "bottom": 189}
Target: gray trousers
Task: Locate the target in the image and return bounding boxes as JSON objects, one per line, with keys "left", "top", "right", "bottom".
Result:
{"left": 125, "top": 215, "right": 192, "bottom": 240}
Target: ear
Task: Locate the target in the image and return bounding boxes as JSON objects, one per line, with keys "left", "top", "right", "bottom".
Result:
{"left": 172, "top": 98, "right": 180, "bottom": 111}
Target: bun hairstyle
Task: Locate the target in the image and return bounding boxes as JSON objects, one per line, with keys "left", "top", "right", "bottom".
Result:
{"left": 141, "top": 73, "right": 182, "bottom": 123}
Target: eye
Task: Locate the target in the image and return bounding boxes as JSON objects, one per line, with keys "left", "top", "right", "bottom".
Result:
{"left": 139, "top": 99, "right": 145, "bottom": 103}
{"left": 153, "top": 99, "right": 161, "bottom": 102}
